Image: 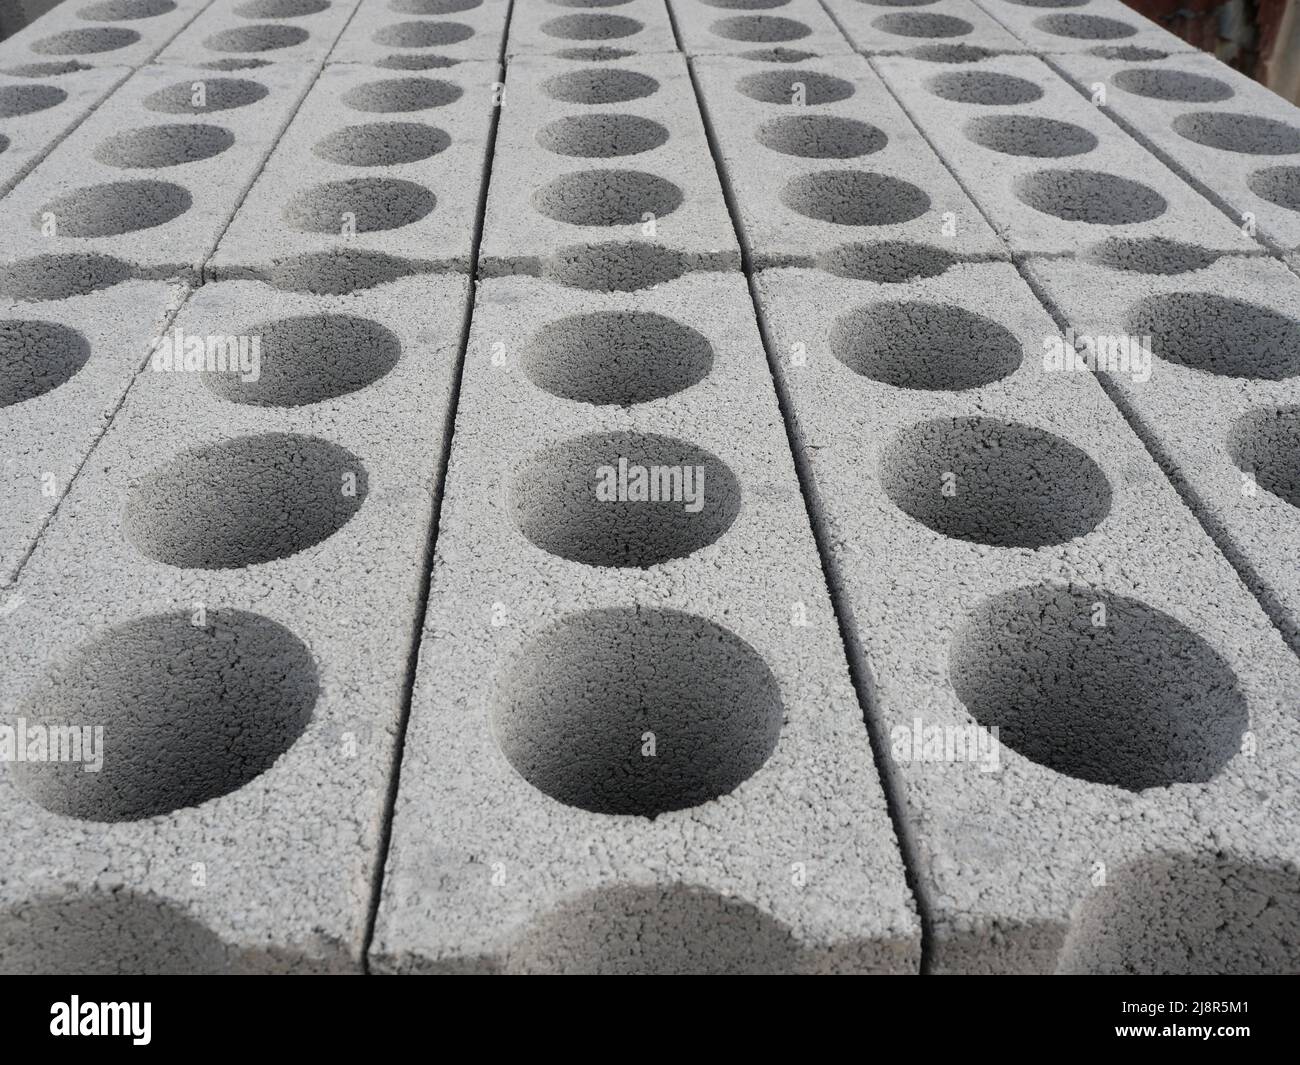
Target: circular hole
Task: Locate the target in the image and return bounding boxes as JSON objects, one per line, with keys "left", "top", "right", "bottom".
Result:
{"left": 831, "top": 301, "right": 1021, "bottom": 389}
{"left": 282, "top": 177, "right": 435, "bottom": 232}
{"left": 540, "top": 242, "right": 688, "bottom": 291}
{"left": 0, "top": 320, "right": 90, "bottom": 407}
{"left": 852, "top": 0, "right": 939, "bottom": 6}
{"left": 390, "top": 0, "right": 479, "bottom": 11}
{"left": 755, "top": 114, "right": 886, "bottom": 158}
{"left": 549, "top": 0, "right": 634, "bottom": 6}
{"left": 1248, "top": 165, "right": 1300, "bottom": 211}
{"left": 737, "top": 68, "right": 855, "bottom": 104}
{"left": 234, "top": 0, "right": 329, "bottom": 15}
{"left": 553, "top": 45, "right": 634, "bottom": 60}
{"left": 13, "top": 610, "right": 317, "bottom": 822}
{"left": 709, "top": 15, "right": 812, "bottom": 41}
{"left": 1092, "top": 44, "right": 1168, "bottom": 60}
{"left": 37, "top": 180, "right": 191, "bottom": 236}
{"left": 264, "top": 249, "right": 413, "bottom": 294}
{"left": 881, "top": 417, "right": 1111, "bottom": 546}
{"left": 1172, "top": 112, "right": 1300, "bottom": 155}
{"left": 817, "top": 240, "right": 959, "bottom": 282}
{"left": 542, "top": 68, "right": 658, "bottom": 103}
{"left": 3, "top": 60, "right": 93, "bottom": 76}
{"left": 1111, "top": 67, "right": 1233, "bottom": 102}
{"left": 77, "top": 0, "right": 176, "bottom": 18}
{"left": 492, "top": 607, "right": 782, "bottom": 816}
{"left": 201, "top": 313, "right": 400, "bottom": 406}
{"left": 0, "top": 83, "right": 66, "bottom": 117}
{"left": 1014, "top": 169, "right": 1166, "bottom": 224}
{"left": 927, "top": 69, "right": 1042, "bottom": 104}
{"left": 32, "top": 27, "right": 140, "bottom": 53}
{"left": 735, "top": 46, "right": 817, "bottom": 62}
{"left": 0, "top": 134, "right": 7, "bottom": 154}
{"left": 374, "top": 51, "right": 459, "bottom": 68}
{"left": 342, "top": 75, "right": 462, "bottom": 111}
{"left": 780, "top": 170, "right": 930, "bottom": 226}
{"left": 701, "top": 0, "right": 790, "bottom": 7}
{"left": 523, "top": 311, "right": 713, "bottom": 404}
{"left": 541, "top": 13, "right": 643, "bottom": 39}
{"left": 1006, "top": 0, "right": 1086, "bottom": 5}
{"left": 1228, "top": 406, "right": 1300, "bottom": 509}
{"left": 1034, "top": 13, "right": 1136, "bottom": 39}
{"left": 312, "top": 121, "right": 449, "bottom": 165}
{"left": 373, "top": 20, "right": 475, "bottom": 47}
{"left": 950, "top": 584, "right": 1247, "bottom": 790}
{"left": 93, "top": 123, "right": 234, "bottom": 168}
{"left": 202, "top": 56, "right": 271, "bottom": 69}
{"left": 536, "top": 113, "right": 668, "bottom": 158}
{"left": 964, "top": 114, "right": 1097, "bottom": 157}
{"left": 124, "top": 432, "right": 367, "bottom": 568}
{"left": 0, "top": 253, "right": 133, "bottom": 300}
{"left": 510, "top": 431, "right": 741, "bottom": 567}
{"left": 532, "top": 169, "right": 682, "bottom": 226}
{"left": 1082, "top": 237, "right": 1218, "bottom": 274}
{"left": 873, "top": 11, "right": 972, "bottom": 36}
{"left": 1127, "top": 293, "right": 1300, "bottom": 380}
{"left": 143, "top": 77, "right": 268, "bottom": 112}
{"left": 910, "top": 42, "right": 994, "bottom": 62}
{"left": 204, "top": 24, "right": 309, "bottom": 52}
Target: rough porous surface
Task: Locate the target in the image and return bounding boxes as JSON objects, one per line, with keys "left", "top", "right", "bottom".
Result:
{"left": 822, "top": 0, "right": 1024, "bottom": 58}
{"left": 669, "top": 0, "right": 854, "bottom": 58}
{"left": 508, "top": 0, "right": 677, "bottom": 57}
{"left": 330, "top": 0, "right": 510, "bottom": 65}
{"left": 0, "top": 0, "right": 212, "bottom": 70}
{"left": 969, "top": 0, "right": 1197, "bottom": 55}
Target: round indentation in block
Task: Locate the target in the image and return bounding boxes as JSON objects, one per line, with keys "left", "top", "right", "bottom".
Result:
{"left": 1014, "top": 169, "right": 1166, "bottom": 224}
{"left": 818, "top": 240, "right": 959, "bottom": 282}
{"left": 32, "top": 27, "right": 140, "bottom": 53}
{"left": 342, "top": 75, "right": 462, "bottom": 110}
{"left": 523, "top": 311, "right": 712, "bottom": 405}
{"left": 1127, "top": 292, "right": 1300, "bottom": 380}
{"left": 1228, "top": 405, "right": 1300, "bottom": 509}
{"left": 0, "top": 253, "right": 133, "bottom": 300}
{"left": 1034, "top": 13, "right": 1135, "bottom": 38}
{"left": 964, "top": 114, "right": 1097, "bottom": 158}
{"left": 234, "top": 0, "right": 329, "bottom": 15}
{"left": 12, "top": 610, "right": 317, "bottom": 821}
{"left": 390, "top": 0, "right": 478, "bottom": 11}
{"left": 853, "top": 0, "right": 938, "bottom": 6}
{"left": 0, "top": 134, "right": 7, "bottom": 154}
{"left": 541, "top": 13, "right": 642, "bottom": 39}
{"left": 125, "top": 433, "right": 367, "bottom": 568}
{"left": 93, "top": 123, "right": 234, "bottom": 168}
{"left": 37, "top": 179, "right": 191, "bottom": 236}
{"left": 0, "top": 319, "right": 90, "bottom": 407}
{"left": 282, "top": 177, "right": 434, "bottom": 232}
{"left": 204, "top": 24, "right": 309, "bottom": 52}
{"left": 549, "top": 0, "right": 633, "bottom": 6}
{"left": 553, "top": 45, "right": 634, "bottom": 60}
{"left": 1171, "top": 111, "right": 1300, "bottom": 155}
{"left": 144, "top": 77, "right": 268, "bottom": 112}
{"left": 493, "top": 607, "right": 782, "bottom": 816}
{"left": 3, "top": 60, "right": 94, "bottom": 76}
{"left": 927, "top": 68, "right": 1042, "bottom": 104}
{"left": 1092, "top": 44, "right": 1168, "bottom": 60}
{"left": 541, "top": 241, "right": 688, "bottom": 291}
{"left": 1111, "top": 66, "right": 1234, "bottom": 102}
{"left": 536, "top": 113, "right": 669, "bottom": 158}
{"left": 755, "top": 114, "right": 886, "bottom": 158}
{"left": 702, "top": 0, "right": 789, "bottom": 7}
{"left": 373, "top": 20, "right": 475, "bottom": 47}
{"left": 1006, "top": 0, "right": 1085, "bottom": 6}
{"left": 532, "top": 169, "right": 682, "bottom": 226}
{"left": 873, "top": 11, "right": 971, "bottom": 36}
{"left": 0, "top": 83, "right": 67, "bottom": 116}
{"left": 950, "top": 584, "right": 1247, "bottom": 790}
{"left": 374, "top": 51, "right": 458, "bottom": 68}
{"left": 78, "top": 0, "right": 176, "bottom": 18}
{"left": 313, "top": 121, "right": 449, "bottom": 165}
{"left": 880, "top": 417, "right": 1111, "bottom": 546}
{"left": 710, "top": 15, "right": 812, "bottom": 41}
{"left": 831, "top": 300, "right": 1021, "bottom": 389}
{"left": 736, "top": 68, "right": 855, "bottom": 104}
{"left": 203, "top": 56, "right": 271, "bottom": 70}
{"left": 510, "top": 431, "right": 741, "bottom": 567}
{"left": 1082, "top": 237, "right": 1217, "bottom": 274}
{"left": 265, "top": 249, "right": 412, "bottom": 294}
{"left": 543, "top": 68, "right": 658, "bottom": 103}
{"left": 780, "top": 170, "right": 929, "bottom": 226}
{"left": 1249, "top": 165, "right": 1300, "bottom": 211}
{"left": 910, "top": 42, "right": 994, "bottom": 62}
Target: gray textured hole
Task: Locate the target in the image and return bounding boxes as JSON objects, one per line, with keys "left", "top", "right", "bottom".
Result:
{"left": 1034, "top": 13, "right": 1136, "bottom": 38}
{"left": 374, "top": 51, "right": 460, "bottom": 68}
{"left": 492, "top": 607, "right": 782, "bottom": 816}
{"left": 12, "top": 610, "right": 317, "bottom": 821}
{"left": 1127, "top": 292, "right": 1300, "bottom": 380}
{"left": 710, "top": 15, "right": 812, "bottom": 41}
{"left": 532, "top": 169, "right": 682, "bottom": 225}
{"left": 927, "top": 69, "right": 1042, "bottom": 104}
{"left": 1172, "top": 111, "right": 1300, "bottom": 155}
{"left": 1090, "top": 45, "right": 1167, "bottom": 60}
{"left": 313, "top": 121, "right": 449, "bottom": 165}
{"left": 542, "top": 69, "right": 658, "bottom": 103}
{"left": 817, "top": 241, "right": 959, "bottom": 282}
{"left": 736, "top": 69, "right": 855, "bottom": 103}
{"left": 1227, "top": 406, "right": 1300, "bottom": 509}
{"left": 780, "top": 170, "right": 930, "bottom": 225}
{"left": 910, "top": 43, "right": 995, "bottom": 62}
{"left": 0, "top": 319, "right": 90, "bottom": 406}
{"left": 536, "top": 114, "right": 668, "bottom": 157}
{"left": 1015, "top": 169, "right": 1166, "bottom": 224}
{"left": 553, "top": 45, "right": 634, "bottom": 60}
{"left": 523, "top": 311, "right": 712, "bottom": 404}
{"left": 735, "top": 46, "right": 815, "bottom": 61}
{"left": 965, "top": 114, "right": 1097, "bottom": 157}
{"left": 204, "top": 24, "right": 309, "bottom": 51}
{"left": 873, "top": 11, "right": 972, "bottom": 36}
{"left": 1082, "top": 237, "right": 1217, "bottom": 274}
{"left": 510, "top": 431, "right": 741, "bottom": 567}
{"left": 852, "top": 0, "right": 938, "bottom": 6}
{"left": 541, "top": 242, "right": 688, "bottom": 291}
{"left": 880, "top": 417, "right": 1111, "bottom": 546}
{"left": 144, "top": 77, "right": 268, "bottom": 112}
{"left": 1112, "top": 67, "right": 1234, "bottom": 102}
{"left": 234, "top": 0, "right": 329, "bottom": 15}
{"left": 0, "top": 134, "right": 7, "bottom": 154}
{"left": 950, "top": 584, "right": 1247, "bottom": 790}
{"left": 37, "top": 179, "right": 191, "bottom": 236}
{"left": 548, "top": 0, "right": 633, "bottom": 6}
{"left": 282, "top": 177, "right": 435, "bottom": 232}
{"left": 1249, "top": 166, "right": 1300, "bottom": 210}
{"left": 373, "top": 20, "right": 475, "bottom": 46}
{"left": 756, "top": 114, "right": 886, "bottom": 158}
{"left": 541, "top": 13, "right": 643, "bottom": 38}
{"left": 390, "top": 0, "right": 479, "bottom": 11}
{"left": 3, "top": 60, "right": 93, "bottom": 76}
{"left": 0, "top": 83, "right": 67, "bottom": 117}
{"left": 93, "top": 123, "right": 234, "bottom": 168}
{"left": 202, "top": 57, "right": 271, "bottom": 70}
{"left": 32, "top": 27, "right": 140, "bottom": 53}
{"left": 0, "top": 254, "right": 133, "bottom": 300}
{"left": 342, "top": 76, "right": 461, "bottom": 110}
{"left": 264, "top": 249, "right": 413, "bottom": 293}
{"left": 702, "top": 0, "right": 789, "bottom": 6}
{"left": 78, "top": 0, "right": 176, "bottom": 18}
{"left": 831, "top": 301, "right": 1021, "bottom": 389}
{"left": 1006, "top": 0, "right": 1085, "bottom": 6}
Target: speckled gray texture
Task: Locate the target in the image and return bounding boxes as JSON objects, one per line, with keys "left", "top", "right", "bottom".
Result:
{"left": 0, "top": 0, "right": 214, "bottom": 70}
{"left": 369, "top": 270, "right": 920, "bottom": 973}
{"left": 156, "top": 0, "right": 361, "bottom": 66}
{"left": 822, "top": 0, "right": 1023, "bottom": 59}
{"left": 328, "top": 0, "right": 510, "bottom": 67}
{"left": 970, "top": 0, "right": 1196, "bottom": 56}
{"left": 755, "top": 260, "right": 1300, "bottom": 973}
{"left": 0, "top": 274, "right": 469, "bottom": 973}
{"left": 668, "top": 0, "right": 852, "bottom": 58}
{"left": 507, "top": 0, "right": 677, "bottom": 57}
{"left": 693, "top": 52, "right": 1002, "bottom": 266}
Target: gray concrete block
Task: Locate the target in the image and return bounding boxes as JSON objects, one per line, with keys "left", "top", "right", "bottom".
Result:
{"left": 821, "top": 0, "right": 1023, "bottom": 60}
{"left": 692, "top": 52, "right": 1002, "bottom": 266}
{"left": 970, "top": 0, "right": 1196, "bottom": 56}
{"left": 754, "top": 259, "right": 1300, "bottom": 973}
{"left": 0, "top": 273, "right": 470, "bottom": 973}
{"left": 0, "top": 61, "right": 319, "bottom": 279}
{"left": 0, "top": 0, "right": 214, "bottom": 70}
{"left": 875, "top": 52, "right": 1258, "bottom": 256}
{"left": 328, "top": 0, "right": 510, "bottom": 68}
{"left": 507, "top": 0, "right": 677, "bottom": 58}
{"left": 479, "top": 52, "right": 739, "bottom": 276}
{"left": 1051, "top": 50, "right": 1300, "bottom": 253}
{"left": 369, "top": 269, "right": 920, "bottom": 973}
{"left": 667, "top": 0, "right": 852, "bottom": 59}
{"left": 156, "top": 0, "right": 361, "bottom": 66}
{"left": 209, "top": 59, "right": 499, "bottom": 282}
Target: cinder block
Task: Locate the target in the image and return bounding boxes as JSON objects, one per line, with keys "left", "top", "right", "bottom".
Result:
{"left": 0, "top": 0, "right": 213, "bottom": 70}
{"left": 667, "top": 0, "right": 852, "bottom": 58}
{"left": 506, "top": 0, "right": 677, "bottom": 58}
{"left": 875, "top": 53, "right": 1258, "bottom": 257}
{"left": 479, "top": 52, "right": 739, "bottom": 276}
{"left": 821, "top": 0, "right": 1023, "bottom": 60}
{"left": 754, "top": 259, "right": 1300, "bottom": 973}
{"left": 0, "top": 274, "right": 470, "bottom": 973}
{"left": 328, "top": 0, "right": 510, "bottom": 68}
{"left": 209, "top": 59, "right": 499, "bottom": 283}
{"left": 970, "top": 0, "right": 1196, "bottom": 56}
{"left": 369, "top": 270, "right": 920, "bottom": 973}
{"left": 156, "top": 0, "right": 361, "bottom": 66}
{"left": 0, "top": 61, "right": 319, "bottom": 280}
{"left": 1051, "top": 50, "right": 1300, "bottom": 253}
{"left": 692, "top": 52, "right": 1002, "bottom": 266}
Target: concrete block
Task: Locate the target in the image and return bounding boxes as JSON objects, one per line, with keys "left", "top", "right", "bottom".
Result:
{"left": 667, "top": 0, "right": 852, "bottom": 59}
{"left": 821, "top": 0, "right": 1023, "bottom": 60}
{"left": 156, "top": 0, "right": 361, "bottom": 66}
{"left": 328, "top": 0, "right": 510, "bottom": 68}
{"left": 479, "top": 52, "right": 739, "bottom": 276}
{"left": 970, "top": 0, "right": 1196, "bottom": 56}
{"left": 0, "top": 61, "right": 319, "bottom": 280}
{"left": 369, "top": 269, "right": 920, "bottom": 973}
{"left": 692, "top": 52, "right": 1002, "bottom": 266}
{"left": 754, "top": 259, "right": 1300, "bottom": 973}
{"left": 875, "top": 52, "right": 1259, "bottom": 257}
{"left": 0, "top": 273, "right": 471, "bottom": 973}
{"left": 506, "top": 0, "right": 677, "bottom": 58}
{"left": 0, "top": 0, "right": 213, "bottom": 70}
{"left": 209, "top": 59, "right": 499, "bottom": 282}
